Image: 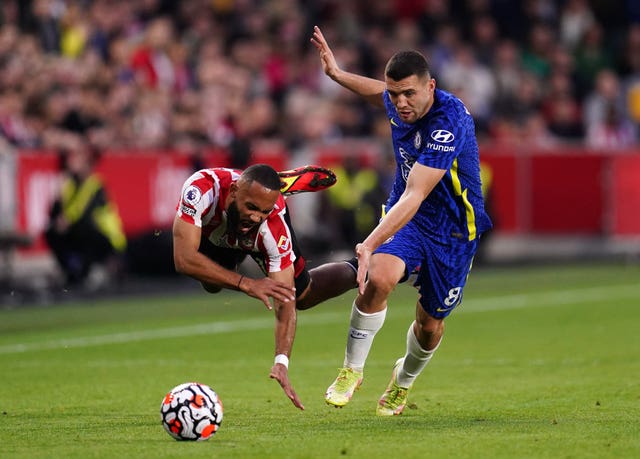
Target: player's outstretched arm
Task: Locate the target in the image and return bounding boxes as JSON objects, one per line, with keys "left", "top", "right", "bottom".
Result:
{"left": 269, "top": 361, "right": 304, "bottom": 410}
{"left": 172, "top": 216, "right": 295, "bottom": 309}
{"left": 311, "top": 25, "right": 386, "bottom": 108}
{"left": 355, "top": 163, "right": 447, "bottom": 293}
{"left": 267, "top": 267, "right": 304, "bottom": 410}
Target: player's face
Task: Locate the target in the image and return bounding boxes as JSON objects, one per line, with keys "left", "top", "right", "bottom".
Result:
{"left": 385, "top": 74, "right": 435, "bottom": 124}
{"left": 228, "top": 180, "right": 279, "bottom": 234}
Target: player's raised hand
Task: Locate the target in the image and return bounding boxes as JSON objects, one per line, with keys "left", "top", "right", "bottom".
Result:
{"left": 310, "top": 26, "right": 340, "bottom": 80}
{"left": 270, "top": 363, "right": 305, "bottom": 410}
{"left": 355, "top": 243, "right": 372, "bottom": 295}
{"left": 239, "top": 277, "right": 295, "bottom": 310}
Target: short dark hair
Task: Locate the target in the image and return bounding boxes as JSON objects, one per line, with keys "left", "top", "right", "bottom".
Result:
{"left": 241, "top": 164, "right": 281, "bottom": 191}
{"left": 385, "top": 50, "right": 431, "bottom": 81}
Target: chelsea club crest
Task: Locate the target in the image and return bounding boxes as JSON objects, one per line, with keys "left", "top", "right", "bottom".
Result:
{"left": 414, "top": 131, "right": 422, "bottom": 149}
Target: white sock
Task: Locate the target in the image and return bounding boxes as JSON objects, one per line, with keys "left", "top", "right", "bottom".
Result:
{"left": 343, "top": 301, "right": 387, "bottom": 372}
{"left": 396, "top": 321, "right": 441, "bottom": 388}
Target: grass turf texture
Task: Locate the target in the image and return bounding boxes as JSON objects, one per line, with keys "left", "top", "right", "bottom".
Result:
{"left": 0, "top": 262, "right": 638, "bottom": 458}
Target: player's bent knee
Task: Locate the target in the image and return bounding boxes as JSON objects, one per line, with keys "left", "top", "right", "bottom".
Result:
{"left": 366, "top": 270, "right": 399, "bottom": 296}
{"left": 416, "top": 309, "right": 444, "bottom": 335}
{"left": 296, "top": 280, "right": 322, "bottom": 310}
{"left": 201, "top": 282, "right": 222, "bottom": 294}
{"left": 295, "top": 296, "right": 313, "bottom": 310}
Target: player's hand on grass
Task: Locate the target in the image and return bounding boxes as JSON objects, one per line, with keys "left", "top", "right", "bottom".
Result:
{"left": 239, "top": 277, "right": 296, "bottom": 310}
{"left": 269, "top": 363, "right": 304, "bottom": 410}
{"left": 355, "top": 243, "right": 372, "bottom": 295}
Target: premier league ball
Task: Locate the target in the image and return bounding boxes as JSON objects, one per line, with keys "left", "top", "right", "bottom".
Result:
{"left": 160, "top": 382, "right": 223, "bottom": 441}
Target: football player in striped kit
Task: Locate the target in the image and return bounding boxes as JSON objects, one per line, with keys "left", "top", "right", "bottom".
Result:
{"left": 172, "top": 164, "right": 357, "bottom": 410}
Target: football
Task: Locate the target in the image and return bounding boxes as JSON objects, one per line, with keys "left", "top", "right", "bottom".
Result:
{"left": 160, "top": 382, "right": 223, "bottom": 441}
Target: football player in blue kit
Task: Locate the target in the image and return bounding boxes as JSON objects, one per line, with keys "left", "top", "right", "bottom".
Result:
{"left": 311, "top": 26, "right": 492, "bottom": 415}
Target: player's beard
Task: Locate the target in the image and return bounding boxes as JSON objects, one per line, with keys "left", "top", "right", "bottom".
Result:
{"left": 227, "top": 201, "right": 256, "bottom": 235}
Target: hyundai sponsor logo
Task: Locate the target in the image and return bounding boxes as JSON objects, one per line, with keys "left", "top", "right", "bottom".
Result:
{"left": 426, "top": 142, "right": 456, "bottom": 152}
{"left": 430, "top": 129, "right": 455, "bottom": 143}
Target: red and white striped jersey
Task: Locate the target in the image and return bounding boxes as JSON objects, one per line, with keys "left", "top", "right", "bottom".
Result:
{"left": 176, "top": 168, "right": 295, "bottom": 273}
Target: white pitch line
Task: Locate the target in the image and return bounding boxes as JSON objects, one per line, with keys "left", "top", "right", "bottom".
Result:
{"left": 0, "top": 283, "right": 637, "bottom": 355}
{"left": 0, "top": 312, "right": 345, "bottom": 355}
{"left": 459, "top": 283, "right": 640, "bottom": 313}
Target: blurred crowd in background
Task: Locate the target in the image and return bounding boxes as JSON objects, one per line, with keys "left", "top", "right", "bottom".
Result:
{"left": 1, "top": 0, "right": 640, "bottom": 155}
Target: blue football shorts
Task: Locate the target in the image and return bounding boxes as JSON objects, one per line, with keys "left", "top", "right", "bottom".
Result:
{"left": 374, "top": 219, "right": 479, "bottom": 319}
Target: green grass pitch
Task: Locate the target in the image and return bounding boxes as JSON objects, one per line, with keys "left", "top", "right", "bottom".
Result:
{"left": 1, "top": 262, "right": 639, "bottom": 458}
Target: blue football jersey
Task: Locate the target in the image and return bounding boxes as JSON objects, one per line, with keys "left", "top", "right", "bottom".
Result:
{"left": 383, "top": 88, "right": 492, "bottom": 243}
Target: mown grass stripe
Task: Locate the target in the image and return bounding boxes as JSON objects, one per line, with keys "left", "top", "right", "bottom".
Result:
{"left": 0, "top": 283, "right": 637, "bottom": 355}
